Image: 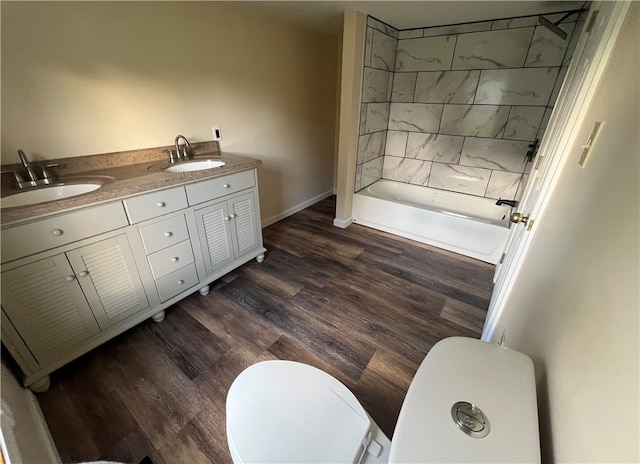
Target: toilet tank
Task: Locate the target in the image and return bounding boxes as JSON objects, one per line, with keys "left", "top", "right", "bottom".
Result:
{"left": 389, "top": 337, "right": 540, "bottom": 463}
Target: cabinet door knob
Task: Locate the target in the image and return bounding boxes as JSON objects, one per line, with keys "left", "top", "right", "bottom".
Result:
{"left": 157, "top": 202, "right": 166, "bottom": 207}
{"left": 223, "top": 184, "right": 230, "bottom": 189}
{"left": 164, "top": 231, "right": 173, "bottom": 237}
{"left": 65, "top": 275, "right": 75, "bottom": 282}
{"left": 224, "top": 216, "right": 230, "bottom": 221}
{"left": 229, "top": 214, "right": 236, "bottom": 219}
{"left": 171, "top": 257, "right": 179, "bottom": 262}
{"left": 177, "top": 279, "right": 185, "bottom": 285}
{"left": 78, "top": 270, "right": 89, "bottom": 277}
{"left": 52, "top": 229, "right": 64, "bottom": 236}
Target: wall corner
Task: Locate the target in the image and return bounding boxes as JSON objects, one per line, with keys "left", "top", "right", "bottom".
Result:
{"left": 334, "top": 10, "right": 366, "bottom": 226}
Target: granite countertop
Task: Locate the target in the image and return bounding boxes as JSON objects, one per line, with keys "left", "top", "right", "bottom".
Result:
{"left": 0, "top": 142, "right": 261, "bottom": 225}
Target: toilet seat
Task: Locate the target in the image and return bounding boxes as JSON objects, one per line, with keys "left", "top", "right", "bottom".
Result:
{"left": 226, "top": 360, "right": 379, "bottom": 464}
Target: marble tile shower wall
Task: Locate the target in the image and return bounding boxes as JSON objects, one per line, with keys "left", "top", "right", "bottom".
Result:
{"left": 355, "top": 12, "right": 585, "bottom": 200}
{"left": 356, "top": 17, "right": 398, "bottom": 192}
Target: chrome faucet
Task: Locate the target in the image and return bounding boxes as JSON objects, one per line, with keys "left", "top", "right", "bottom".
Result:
{"left": 18, "top": 149, "right": 38, "bottom": 182}
{"left": 174, "top": 135, "right": 191, "bottom": 160}
{"left": 2, "top": 149, "right": 58, "bottom": 188}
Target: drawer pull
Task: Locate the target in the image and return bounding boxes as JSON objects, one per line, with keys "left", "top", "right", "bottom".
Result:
{"left": 157, "top": 202, "right": 166, "bottom": 207}
{"left": 171, "top": 257, "right": 179, "bottom": 262}
{"left": 65, "top": 275, "right": 75, "bottom": 282}
{"left": 223, "top": 183, "right": 230, "bottom": 189}
{"left": 78, "top": 270, "right": 89, "bottom": 277}
{"left": 177, "top": 279, "right": 185, "bottom": 285}
{"left": 164, "top": 232, "right": 173, "bottom": 237}
{"left": 52, "top": 229, "right": 64, "bottom": 236}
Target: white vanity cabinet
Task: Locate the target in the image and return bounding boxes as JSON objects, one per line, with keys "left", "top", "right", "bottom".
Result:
{"left": 1, "top": 235, "right": 148, "bottom": 366}
{"left": 1, "top": 167, "right": 265, "bottom": 392}
{"left": 65, "top": 235, "right": 149, "bottom": 328}
{"left": 0, "top": 201, "right": 130, "bottom": 263}
{"left": 1, "top": 256, "right": 102, "bottom": 366}
{"left": 127, "top": 168, "right": 265, "bottom": 299}
{"left": 186, "top": 170, "right": 263, "bottom": 275}
{"left": 193, "top": 191, "right": 262, "bottom": 276}
{"left": 129, "top": 210, "right": 200, "bottom": 306}
{"left": 1, "top": 201, "right": 151, "bottom": 392}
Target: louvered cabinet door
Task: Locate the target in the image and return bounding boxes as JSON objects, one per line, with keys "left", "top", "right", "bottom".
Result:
{"left": 66, "top": 235, "right": 149, "bottom": 330}
{"left": 229, "top": 192, "right": 261, "bottom": 258}
{"left": 194, "top": 200, "right": 234, "bottom": 275}
{"left": 1, "top": 255, "right": 101, "bottom": 366}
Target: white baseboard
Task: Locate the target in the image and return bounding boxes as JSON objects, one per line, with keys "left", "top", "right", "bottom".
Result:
{"left": 333, "top": 217, "right": 352, "bottom": 228}
{"left": 261, "top": 189, "right": 334, "bottom": 228}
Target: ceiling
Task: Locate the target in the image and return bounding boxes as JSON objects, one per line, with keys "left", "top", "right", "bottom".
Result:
{"left": 243, "top": 1, "right": 585, "bottom": 36}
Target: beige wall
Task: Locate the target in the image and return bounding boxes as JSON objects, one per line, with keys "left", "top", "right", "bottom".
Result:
{"left": 1, "top": 1, "right": 338, "bottom": 223}
{"left": 494, "top": 4, "right": 639, "bottom": 462}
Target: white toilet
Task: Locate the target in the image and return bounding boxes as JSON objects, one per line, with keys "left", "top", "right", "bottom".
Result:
{"left": 226, "top": 337, "right": 541, "bottom": 463}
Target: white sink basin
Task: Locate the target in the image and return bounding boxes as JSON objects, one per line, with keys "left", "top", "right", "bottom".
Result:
{"left": 164, "top": 159, "right": 226, "bottom": 173}
{"left": 1, "top": 183, "right": 103, "bottom": 208}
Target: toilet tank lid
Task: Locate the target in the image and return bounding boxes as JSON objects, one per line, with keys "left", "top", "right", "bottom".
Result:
{"left": 227, "top": 360, "right": 371, "bottom": 464}
{"left": 390, "top": 337, "right": 540, "bottom": 463}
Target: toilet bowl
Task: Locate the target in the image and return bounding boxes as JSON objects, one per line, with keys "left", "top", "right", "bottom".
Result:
{"left": 226, "top": 337, "right": 540, "bottom": 463}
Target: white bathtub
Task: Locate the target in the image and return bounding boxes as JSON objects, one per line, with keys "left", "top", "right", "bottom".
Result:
{"left": 352, "top": 180, "right": 511, "bottom": 264}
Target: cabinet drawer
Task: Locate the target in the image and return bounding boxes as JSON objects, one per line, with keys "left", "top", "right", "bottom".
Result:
{"left": 124, "top": 186, "right": 188, "bottom": 223}
{"left": 139, "top": 214, "right": 189, "bottom": 254}
{"left": 1, "top": 202, "right": 128, "bottom": 263}
{"left": 147, "top": 240, "right": 195, "bottom": 279}
{"left": 186, "top": 170, "right": 255, "bottom": 206}
{"left": 155, "top": 264, "right": 199, "bottom": 302}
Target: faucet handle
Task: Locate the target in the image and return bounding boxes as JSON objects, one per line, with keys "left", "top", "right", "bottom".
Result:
{"left": 1, "top": 169, "right": 25, "bottom": 184}
{"left": 41, "top": 164, "right": 58, "bottom": 182}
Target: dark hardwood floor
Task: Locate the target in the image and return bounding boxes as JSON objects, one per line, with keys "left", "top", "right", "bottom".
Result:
{"left": 36, "top": 196, "right": 494, "bottom": 464}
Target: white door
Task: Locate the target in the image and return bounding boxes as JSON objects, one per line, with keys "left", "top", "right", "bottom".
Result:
{"left": 482, "top": 1, "right": 631, "bottom": 341}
